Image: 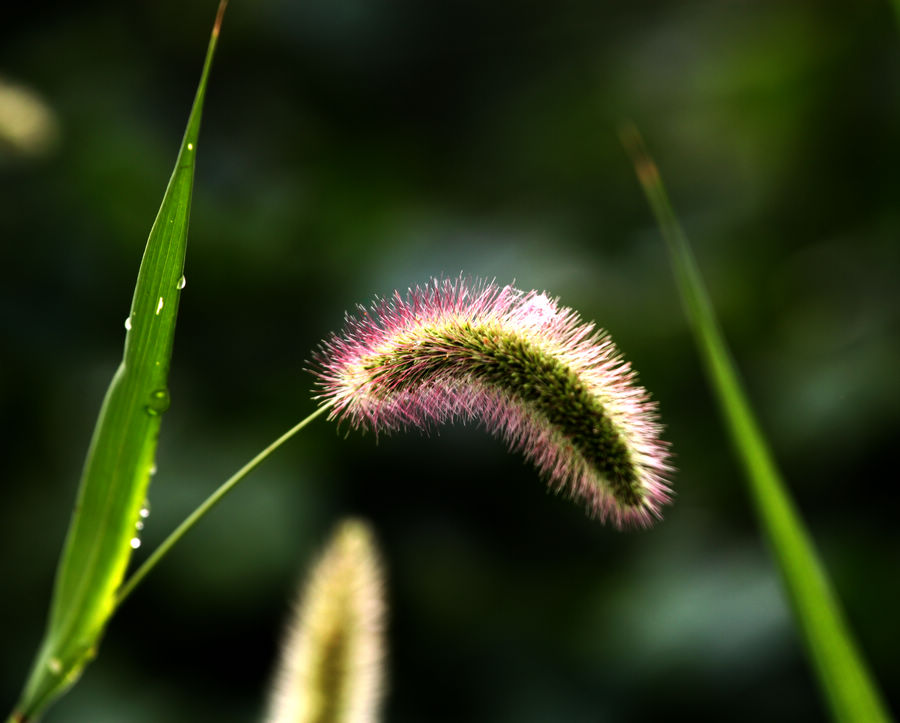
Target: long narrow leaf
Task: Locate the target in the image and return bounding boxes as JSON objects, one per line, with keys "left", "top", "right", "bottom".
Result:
{"left": 621, "top": 123, "right": 890, "bottom": 723}
{"left": 11, "top": 4, "right": 227, "bottom": 721}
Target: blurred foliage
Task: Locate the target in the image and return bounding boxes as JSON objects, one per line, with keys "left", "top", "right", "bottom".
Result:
{"left": 2, "top": 1, "right": 898, "bottom": 721}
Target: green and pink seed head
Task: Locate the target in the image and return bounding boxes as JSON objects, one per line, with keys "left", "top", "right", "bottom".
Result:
{"left": 312, "top": 277, "right": 673, "bottom": 528}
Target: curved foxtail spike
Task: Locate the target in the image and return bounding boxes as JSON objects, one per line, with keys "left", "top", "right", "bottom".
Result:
{"left": 266, "top": 519, "right": 386, "bottom": 723}
{"left": 312, "top": 277, "right": 673, "bottom": 528}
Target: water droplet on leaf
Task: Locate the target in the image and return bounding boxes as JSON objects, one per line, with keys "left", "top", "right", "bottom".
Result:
{"left": 48, "top": 658, "right": 62, "bottom": 674}
{"left": 144, "top": 388, "right": 170, "bottom": 416}
{"left": 124, "top": 316, "right": 132, "bottom": 331}
{"left": 130, "top": 537, "right": 141, "bottom": 549}
{"left": 155, "top": 296, "right": 164, "bottom": 315}
{"left": 176, "top": 274, "right": 186, "bottom": 290}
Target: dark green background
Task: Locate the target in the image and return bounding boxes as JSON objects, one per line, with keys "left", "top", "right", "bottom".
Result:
{"left": 2, "top": 1, "right": 898, "bottom": 721}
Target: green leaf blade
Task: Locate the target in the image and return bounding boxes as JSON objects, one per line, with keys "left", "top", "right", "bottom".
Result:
{"left": 12, "top": 5, "right": 226, "bottom": 721}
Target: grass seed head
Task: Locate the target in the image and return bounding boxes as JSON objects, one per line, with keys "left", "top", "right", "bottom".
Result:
{"left": 313, "top": 277, "right": 673, "bottom": 528}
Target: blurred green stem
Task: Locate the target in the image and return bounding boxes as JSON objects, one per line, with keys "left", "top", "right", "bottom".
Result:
{"left": 621, "top": 123, "right": 891, "bottom": 723}
{"left": 115, "top": 402, "right": 333, "bottom": 607}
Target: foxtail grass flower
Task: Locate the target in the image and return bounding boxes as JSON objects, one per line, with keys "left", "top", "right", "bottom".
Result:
{"left": 266, "top": 519, "right": 386, "bottom": 723}
{"left": 312, "top": 277, "right": 672, "bottom": 527}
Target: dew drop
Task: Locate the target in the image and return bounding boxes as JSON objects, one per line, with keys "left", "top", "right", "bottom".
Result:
{"left": 149, "top": 463, "right": 157, "bottom": 476}
{"left": 130, "top": 537, "right": 141, "bottom": 549}
{"left": 135, "top": 520, "right": 144, "bottom": 531}
{"left": 187, "top": 142, "right": 194, "bottom": 151}
{"left": 522, "top": 293, "right": 554, "bottom": 323}
{"left": 48, "top": 658, "right": 62, "bottom": 674}
{"left": 176, "top": 274, "right": 187, "bottom": 290}
{"left": 155, "top": 296, "right": 164, "bottom": 315}
{"left": 144, "top": 388, "right": 170, "bottom": 416}
{"left": 140, "top": 500, "right": 151, "bottom": 518}
{"left": 124, "top": 316, "right": 132, "bottom": 331}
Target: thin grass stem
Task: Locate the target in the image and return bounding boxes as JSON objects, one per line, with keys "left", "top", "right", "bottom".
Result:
{"left": 115, "top": 402, "right": 333, "bottom": 607}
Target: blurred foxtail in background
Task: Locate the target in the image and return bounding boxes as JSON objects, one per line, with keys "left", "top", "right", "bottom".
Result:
{"left": 266, "top": 519, "right": 386, "bottom": 723}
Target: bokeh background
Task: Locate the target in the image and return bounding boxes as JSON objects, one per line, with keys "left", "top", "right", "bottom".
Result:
{"left": 2, "top": 1, "right": 899, "bottom": 721}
